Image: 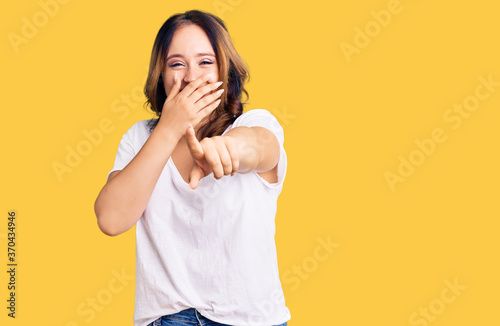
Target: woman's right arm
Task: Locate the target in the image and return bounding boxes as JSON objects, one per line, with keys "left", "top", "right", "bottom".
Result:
{"left": 94, "top": 126, "right": 179, "bottom": 236}
{"left": 94, "top": 72, "right": 223, "bottom": 236}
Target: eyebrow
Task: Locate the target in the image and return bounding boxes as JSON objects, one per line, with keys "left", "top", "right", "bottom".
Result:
{"left": 166, "top": 52, "right": 216, "bottom": 61}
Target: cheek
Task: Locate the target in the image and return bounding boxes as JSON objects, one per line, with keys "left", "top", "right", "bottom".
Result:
{"left": 164, "top": 81, "right": 174, "bottom": 96}
{"left": 163, "top": 70, "right": 173, "bottom": 89}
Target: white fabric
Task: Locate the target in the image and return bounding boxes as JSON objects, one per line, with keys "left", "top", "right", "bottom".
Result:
{"left": 107, "top": 109, "right": 291, "bottom": 326}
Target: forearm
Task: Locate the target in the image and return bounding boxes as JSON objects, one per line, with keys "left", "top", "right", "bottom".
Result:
{"left": 94, "top": 125, "right": 179, "bottom": 236}
{"left": 224, "top": 126, "right": 280, "bottom": 173}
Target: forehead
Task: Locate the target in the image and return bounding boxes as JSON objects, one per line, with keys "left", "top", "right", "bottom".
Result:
{"left": 167, "top": 24, "right": 214, "bottom": 56}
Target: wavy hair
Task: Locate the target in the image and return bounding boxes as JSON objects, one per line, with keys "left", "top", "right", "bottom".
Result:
{"left": 143, "top": 10, "right": 249, "bottom": 139}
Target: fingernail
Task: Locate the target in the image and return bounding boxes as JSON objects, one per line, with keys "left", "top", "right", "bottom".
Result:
{"left": 217, "top": 88, "right": 224, "bottom": 95}
{"left": 174, "top": 71, "right": 178, "bottom": 82}
{"left": 214, "top": 81, "right": 223, "bottom": 87}
{"left": 206, "top": 72, "right": 215, "bottom": 78}
{"left": 215, "top": 99, "right": 221, "bottom": 106}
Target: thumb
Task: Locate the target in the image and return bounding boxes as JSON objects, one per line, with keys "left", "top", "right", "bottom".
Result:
{"left": 189, "top": 164, "right": 205, "bottom": 190}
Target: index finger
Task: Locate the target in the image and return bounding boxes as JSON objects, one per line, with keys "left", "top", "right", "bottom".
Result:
{"left": 167, "top": 71, "right": 181, "bottom": 99}
{"left": 181, "top": 72, "right": 216, "bottom": 97}
{"left": 185, "top": 125, "right": 204, "bottom": 161}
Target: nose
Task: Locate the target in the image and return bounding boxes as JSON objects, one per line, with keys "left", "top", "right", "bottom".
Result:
{"left": 182, "top": 66, "right": 200, "bottom": 83}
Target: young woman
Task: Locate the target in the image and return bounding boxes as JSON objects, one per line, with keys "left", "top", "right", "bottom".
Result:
{"left": 94, "top": 10, "right": 290, "bottom": 326}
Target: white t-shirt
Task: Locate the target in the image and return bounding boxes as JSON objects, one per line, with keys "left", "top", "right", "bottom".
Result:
{"left": 108, "top": 109, "right": 291, "bottom": 326}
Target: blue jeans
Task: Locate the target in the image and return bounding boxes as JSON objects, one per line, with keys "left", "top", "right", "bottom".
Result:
{"left": 147, "top": 308, "right": 288, "bottom": 326}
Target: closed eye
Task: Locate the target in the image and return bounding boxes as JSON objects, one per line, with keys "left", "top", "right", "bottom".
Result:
{"left": 169, "top": 60, "right": 214, "bottom": 67}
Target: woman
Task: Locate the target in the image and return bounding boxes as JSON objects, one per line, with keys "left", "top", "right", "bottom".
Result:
{"left": 94, "top": 9, "right": 290, "bottom": 326}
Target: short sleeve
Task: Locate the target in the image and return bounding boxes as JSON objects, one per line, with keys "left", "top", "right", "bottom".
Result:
{"left": 106, "top": 122, "right": 139, "bottom": 180}
{"left": 223, "top": 109, "right": 287, "bottom": 189}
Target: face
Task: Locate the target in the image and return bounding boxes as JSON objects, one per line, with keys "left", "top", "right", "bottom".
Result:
{"left": 163, "top": 24, "right": 219, "bottom": 96}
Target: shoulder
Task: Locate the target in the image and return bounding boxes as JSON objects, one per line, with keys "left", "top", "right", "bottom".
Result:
{"left": 118, "top": 119, "right": 157, "bottom": 149}
{"left": 224, "top": 109, "right": 284, "bottom": 141}
{"left": 122, "top": 119, "right": 156, "bottom": 137}
{"left": 232, "top": 109, "right": 278, "bottom": 126}
{"left": 133, "top": 119, "right": 157, "bottom": 132}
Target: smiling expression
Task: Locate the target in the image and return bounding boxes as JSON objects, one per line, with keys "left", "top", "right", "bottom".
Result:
{"left": 163, "top": 24, "right": 220, "bottom": 96}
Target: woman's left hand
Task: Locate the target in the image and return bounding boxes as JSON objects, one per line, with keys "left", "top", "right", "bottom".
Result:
{"left": 186, "top": 125, "right": 239, "bottom": 189}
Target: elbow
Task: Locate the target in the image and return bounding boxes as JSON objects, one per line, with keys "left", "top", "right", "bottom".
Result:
{"left": 256, "top": 131, "right": 280, "bottom": 173}
{"left": 94, "top": 199, "right": 121, "bottom": 237}
{"left": 97, "top": 218, "right": 120, "bottom": 237}
{"left": 95, "top": 213, "right": 119, "bottom": 237}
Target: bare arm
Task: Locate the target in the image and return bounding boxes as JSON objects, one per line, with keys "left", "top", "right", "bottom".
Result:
{"left": 224, "top": 126, "right": 280, "bottom": 173}
{"left": 186, "top": 125, "right": 280, "bottom": 189}
{"left": 94, "top": 126, "right": 178, "bottom": 236}
{"left": 94, "top": 72, "right": 223, "bottom": 236}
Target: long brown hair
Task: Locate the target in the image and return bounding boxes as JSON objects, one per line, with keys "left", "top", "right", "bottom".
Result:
{"left": 143, "top": 10, "right": 249, "bottom": 139}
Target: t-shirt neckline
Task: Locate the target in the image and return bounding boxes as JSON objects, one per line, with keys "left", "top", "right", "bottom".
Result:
{"left": 167, "top": 157, "right": 192, "bottom": 190}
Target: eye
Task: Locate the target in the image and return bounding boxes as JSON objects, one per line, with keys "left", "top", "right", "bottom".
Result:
{"left": 169, "top": 60, "right": 213, "bottom": 67}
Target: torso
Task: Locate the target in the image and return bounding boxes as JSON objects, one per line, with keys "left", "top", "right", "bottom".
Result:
{"left": 170, "top": 138, "right": 195, "bottom": 184}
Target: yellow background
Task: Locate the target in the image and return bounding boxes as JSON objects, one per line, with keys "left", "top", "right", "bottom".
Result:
{"left": 1, "top": 0, "right": 499, "bottom": 325}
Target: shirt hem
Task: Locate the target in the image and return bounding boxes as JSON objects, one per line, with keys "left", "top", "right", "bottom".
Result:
{"left": 196, "top": 308, "right": 291, "bottom": 326}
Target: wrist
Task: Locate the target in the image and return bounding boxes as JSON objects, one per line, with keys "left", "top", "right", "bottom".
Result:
{"left": 154, "top": 120, "right": 183, "bottom": 143}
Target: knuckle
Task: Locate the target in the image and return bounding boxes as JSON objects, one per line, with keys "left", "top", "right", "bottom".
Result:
{"left": 206, "top": 156, "right": 218, "bottom": 167}
{"left": 222, "top": 160, "right": 231, "bottom": 170}
{"left": 198, "top": 97, "right": 210, "bottom": 107}
{"left": 186, "top": 112, "right": 195, "bottom": 121}
{"left": 224, "top": 136, "right": 234, "bottom": 147}
{"left": 200, "top": 138, "right": 211, "bottom": 146}
{"left": 213, "top": 91, "right": 222, "bottom": 100}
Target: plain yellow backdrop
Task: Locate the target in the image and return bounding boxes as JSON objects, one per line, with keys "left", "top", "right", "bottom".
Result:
{"left": 1, "top": 0, "right": 499, "bottom": 325}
